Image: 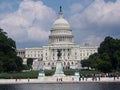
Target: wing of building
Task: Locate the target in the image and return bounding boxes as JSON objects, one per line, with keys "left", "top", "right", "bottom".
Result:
{"left": 17, "top": 7, "right": 98, "bottom": 70}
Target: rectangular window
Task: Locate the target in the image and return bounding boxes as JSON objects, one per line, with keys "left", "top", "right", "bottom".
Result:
{"left": 68, "top": 57, "right": 69, "bottom": 59}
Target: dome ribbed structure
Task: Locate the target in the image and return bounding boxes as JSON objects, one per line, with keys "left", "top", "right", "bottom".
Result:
{"left": 52, "top": 18, "right": 70, "bottom": 29}
{"left": 49, "top": 6, "right": 74, "bottom": 45}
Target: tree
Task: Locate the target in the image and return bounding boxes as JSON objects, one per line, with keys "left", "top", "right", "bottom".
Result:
{"left": 98, "top": 36, "right": 120, "bottom": 70}
{"left": 0, "top": 60, "right": 3, "bottom": 72}
{"left": 97, "top": 60, "right": 112, "bottom": 72}
{"left": 15, "top": 57, "right": 23, "bottom": 72}
{"left": 3, "top": 59, "right": 17, "bottom": 72}
{"left": 81, "top": 59, "right": 92, "bottom": 69}
{"left": 81, "top": 36, "right": 120, "bottom": 72}
{"left": 0, "top": 28, "right": 23, "bottom": 72}
{"left": 27, "top": 58, "right": 33, "bottom": 69}
{"left": 113, "top": 50, "right": 120, "bottom": 70}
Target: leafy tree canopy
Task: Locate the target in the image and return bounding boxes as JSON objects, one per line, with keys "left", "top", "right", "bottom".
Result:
{"left": 81, "top": 36, "right": 120, "bottom": 72}
{"left": 27, "top": 58, "right": 33, "bottom": 69}
{"left": 0, "top": 28, "right": 23, "bottom": 72}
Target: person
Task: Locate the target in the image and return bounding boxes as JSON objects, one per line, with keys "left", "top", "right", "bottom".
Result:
{"left": 16, "top": 78, "right": 17, "bottom": 82}
{"left": 82, "top": 75, "right": 84, "bottom": 81}
{"left": 57, "top": 78, "right": 58, "bottom": 81}
{"left": 98, "top": 74, "right": 101, "bottom": 81}
{"left": 72, "top": 77, "right": 74, "bottom": 81}
{"left": 92, "top": 74, "right": 94, "bottom": 81}
{"left": 117, "top": 74, "right": 119, "bottom": 79}
{"left": 28, "top": 78, "right": 30, "bottom": 82}
{"left": 79, "top": 77, "right": 81, "bottom": 81}
{"left": 61, "top": 78, "right": 62, "bottom": 81}
{"left": 85, "top": 74, "right": 88, "bottom": 81}
{"left": 113, "top": 75, "right": 116, "bottom": 80}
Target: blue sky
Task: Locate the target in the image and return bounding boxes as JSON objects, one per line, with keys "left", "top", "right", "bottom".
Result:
{"left": 0, "top": 0, "right": 120, "bottom": 48}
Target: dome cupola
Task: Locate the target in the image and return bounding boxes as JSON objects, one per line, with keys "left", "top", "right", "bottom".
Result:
{"left": 52, "top": 6, "right": 70, "bottom": 30}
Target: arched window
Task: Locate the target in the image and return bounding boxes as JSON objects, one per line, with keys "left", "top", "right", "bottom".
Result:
{"left": 52, "top": 63, "right": 54, "bottom": 65}
{"left": 48, "top": 62, "right": 50, "bottom": 65}
{"left": 64, "top": 62, "right": 66, "bottom": 65}
{"left": 67, "top": 62, "right": 70, "bottom": 65}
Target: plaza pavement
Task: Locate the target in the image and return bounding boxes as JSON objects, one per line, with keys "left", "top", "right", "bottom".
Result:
{"left": 0, "top": 76, "right": 120, "bottom": 84}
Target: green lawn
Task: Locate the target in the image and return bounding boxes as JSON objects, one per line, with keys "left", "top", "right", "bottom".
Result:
{"left": 45, "top": 70, "right": 100, "bottom": 76}
{"left": 1, "top": 70, "right": 119, "bottom": 79}
{"left": 0, "top": 71, "right": 39, "bottom": 79}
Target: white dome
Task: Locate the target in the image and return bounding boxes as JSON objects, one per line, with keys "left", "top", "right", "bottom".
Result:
{"left": 52, "top": 9, "right": 70, "bottom": 30}
{"left": 52, "top": 18, "right": 70, "bottom": 29}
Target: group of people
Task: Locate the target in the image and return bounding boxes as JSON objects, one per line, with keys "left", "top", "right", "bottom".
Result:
{"left": 15, "top": 78, "right": 30, "bottom": 82}
{"left": 56, "top": 78, "right": 63, "bottom": 82}
{"left": 79, "top": 73, "right": 119, "bottom": 81}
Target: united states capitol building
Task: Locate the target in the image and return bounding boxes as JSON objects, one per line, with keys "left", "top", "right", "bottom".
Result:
{"left": 17, "top": 7, "right": 98, "bottom": 70}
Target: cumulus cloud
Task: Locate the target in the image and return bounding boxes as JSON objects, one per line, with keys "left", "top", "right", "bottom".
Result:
{"left": 0, "top": 0, "right": 120, "bottom": 47}
{"left": 0, "top": 0, "right": 56, "bottom": 43}
{"left": 69, "top": 0, "right": 120, "bottom": 45}
{"left": 70, "top": 3, "right": 83, "bottom": 14}
{"left": 28, "top": 27, "right": 49, "bottom": 41}
{"left": 84, "top": 35, "right": 102, "bottom": 45}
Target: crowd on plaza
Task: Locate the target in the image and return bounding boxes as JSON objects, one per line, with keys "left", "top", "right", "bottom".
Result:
{"left": 54, "top": 73, "right": 120, "bottom": 82}
{"left": 78, "top": 73, "right": 119, "bottom": 82}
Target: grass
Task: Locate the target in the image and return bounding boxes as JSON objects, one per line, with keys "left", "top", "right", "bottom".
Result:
{"left": 1, "top": 70, "right": 119, "bottom": 79}
{"left": 0, "top": 71, "right": 39, "bottom": 79}
{"left": 45, "top": 70, "right": 55, "bottom": 76}
{"left": 45, "top": 70, "right": 100, "bottom": 76}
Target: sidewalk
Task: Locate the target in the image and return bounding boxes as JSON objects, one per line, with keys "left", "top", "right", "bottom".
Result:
{"left": 0, "top": 77, "right": 120, "bottom": 84}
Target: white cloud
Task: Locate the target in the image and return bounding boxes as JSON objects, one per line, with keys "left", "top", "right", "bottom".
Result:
{"left": 69, "top": 0, "right": 120, "bottom": 45}
{"left": 83, "top": 0, "right": 120, "bottom": 25}
{"left": 70, "top": 3, "right": 83, "bottom": 14}
{"left": 1, "top": 0, "right": 120, "bottom": 47}
{"left": 84, "top": 35, "right": 102, "bottom": 45}
{"left": 27, "top": 27, "right": 49, "bottom": 41}
{"left": 0, "top": 0, "right": 56, "bottom": 43}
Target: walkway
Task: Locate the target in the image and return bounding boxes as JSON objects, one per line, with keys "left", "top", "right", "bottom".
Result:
{"left": 0, "top": 76, "right": 120, "bottom": 84}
